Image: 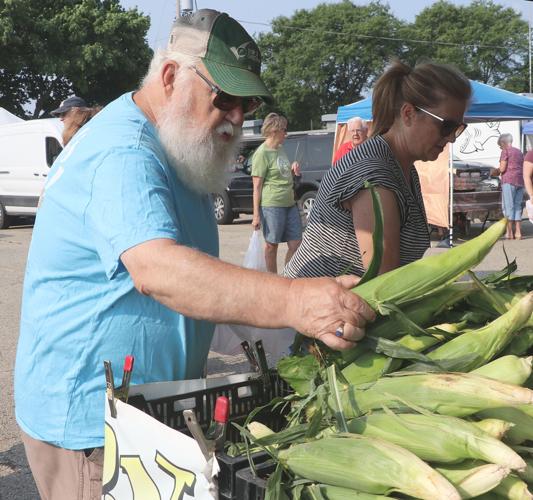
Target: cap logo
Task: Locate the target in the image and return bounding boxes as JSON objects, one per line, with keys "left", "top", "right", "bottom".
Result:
{"left": 229, "top": 41, "right": 260, "bottom": 64}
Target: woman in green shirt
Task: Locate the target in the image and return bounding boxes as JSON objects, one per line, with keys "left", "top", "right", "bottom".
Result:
{"left": 252, "top": 113, "right": 302, "bottom": 273}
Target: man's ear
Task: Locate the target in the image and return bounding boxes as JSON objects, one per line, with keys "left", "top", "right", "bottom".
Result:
{"left": 161, "top": 61, "right": 179, "bottom": 95}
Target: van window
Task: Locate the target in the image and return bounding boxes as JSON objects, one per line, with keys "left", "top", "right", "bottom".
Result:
{"left": 46, "top": 137, "right": 63, "bottom": 167}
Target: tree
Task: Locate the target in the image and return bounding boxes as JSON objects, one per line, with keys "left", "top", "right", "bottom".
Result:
{"left": 256, "top": 1, "right": 405, "bottom": 130}
{"left": 0, "top": 0, "right": 152, "bottom": 118}
{"left": 402, "top": 0, "right": 528, "bottom": 91}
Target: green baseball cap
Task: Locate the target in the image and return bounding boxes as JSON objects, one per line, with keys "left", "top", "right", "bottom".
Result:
{"left": 168, "top": 10, "right": 273, "bottom": 104}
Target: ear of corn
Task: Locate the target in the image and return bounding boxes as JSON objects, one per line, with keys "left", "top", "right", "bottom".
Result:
{"left": 471, "top": 356, "right": 533, "bottom": 386}
{"left": 341, "top": 334, "right": 440, "bottom": 385}
{"left": 435, "top": 461, "right": 511, "bottom": 499}
{"left": 477, "top": 407, "right": 533, "bottom": 445}
{"left": 277, "top": 433, "right": 460, "bottom": 500}
{"left": 362, "top": 282, "right": 475, "bottom": 341}
{"left": 352, "top": 218, "right": 506, "bottom": 310}
{"left": 344, "top": 412, "right": 525, "bottom": 469}
{"left": 505, "top": 328, "right": 533, "bottom": 357}
{"left": 332, "top": 372, "right": 533, "bottom": 419}
{"left": 492, "top": 474, "right": 533, "bottom": 499}
{"left": 406, "top": 293, "right": 533, "bottom": 373}
{"left": 518, "top": 457, "right": 533, "bottom": 485}
{"left": 312, "top": 484, "right": 394, "bottom": 500}
{"left": 472, "top": 418, "right": 515, "bottom": 440}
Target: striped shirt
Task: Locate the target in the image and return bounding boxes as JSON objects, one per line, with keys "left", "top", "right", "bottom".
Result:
{"left": 284, "top": 135, "right": 430, "bottom": 278}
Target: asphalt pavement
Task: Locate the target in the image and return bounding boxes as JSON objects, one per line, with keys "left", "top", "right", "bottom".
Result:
{"left": 0, "top": 215, "right": 532, "bottom": 498}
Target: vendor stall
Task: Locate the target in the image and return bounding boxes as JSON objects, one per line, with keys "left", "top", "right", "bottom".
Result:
{"left": 335, "top": 81, "right": 533, "bottom": 244}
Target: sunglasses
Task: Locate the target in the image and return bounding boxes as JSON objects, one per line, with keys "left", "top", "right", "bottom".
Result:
{"left": 190, "top": 66, "right": 263, "bottom": 115}
{"left": 415, "top": 106, "right": 467, "bottom": 139}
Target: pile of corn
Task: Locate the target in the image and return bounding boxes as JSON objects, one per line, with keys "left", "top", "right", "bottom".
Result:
{"left": 243, "top": 219, "right": 533, "bottom": 499}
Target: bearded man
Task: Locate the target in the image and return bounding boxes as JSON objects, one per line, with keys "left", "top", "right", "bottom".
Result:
{"left": 14, "top": 10, "right": 374, "bottom": 499}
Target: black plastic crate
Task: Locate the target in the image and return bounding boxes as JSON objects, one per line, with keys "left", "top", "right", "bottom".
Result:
{"left": 235, "top": 461, "right": 276, "bottom": 500}
{"left": 217, "top": 451, "right": 270, "bottom": 499}
{"left": 128, "top": 370, "right": 290, "bottom": 442}
{"left": 127, "top": 370, "right": 290, "bottom": 499}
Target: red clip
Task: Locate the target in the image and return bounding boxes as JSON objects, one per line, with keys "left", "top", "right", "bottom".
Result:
{"left": 124, "top": 355, "right": 134, "bottom": 372}
{"left": 214, "top": 396, "right": 230, "bottom": 423}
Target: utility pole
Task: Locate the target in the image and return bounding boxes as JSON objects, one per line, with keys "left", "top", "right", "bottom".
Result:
{"left": 526, "top": 1, "right": 533, "bottom": 93}
{"left": 177, "top": 0, "right": 194, "bottom": 17}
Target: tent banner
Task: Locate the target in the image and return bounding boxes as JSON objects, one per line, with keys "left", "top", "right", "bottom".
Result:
{"left": 415, "top": 146, "right": 450, "bottom": 229}
{"left": 103, "top": 397, "right": 218, "bottom": 499}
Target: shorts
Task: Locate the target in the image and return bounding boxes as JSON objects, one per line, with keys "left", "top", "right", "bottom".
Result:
{"left": 501, "top": 183, "right": 524, "bottom": 221}
{"left": 260, "top": 205, "right": 302, "bottom": 244}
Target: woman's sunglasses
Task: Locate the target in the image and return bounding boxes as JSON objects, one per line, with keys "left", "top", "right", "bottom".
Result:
{"left": 415, "top": 106, "right": 467, "bottom": 139}
{"left": 190, "top": 66, "right": 263, "bottom": 115}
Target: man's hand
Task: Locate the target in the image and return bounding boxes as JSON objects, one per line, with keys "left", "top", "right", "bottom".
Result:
{"left": 286, "top": 275, "right": 375, "bottom": 350}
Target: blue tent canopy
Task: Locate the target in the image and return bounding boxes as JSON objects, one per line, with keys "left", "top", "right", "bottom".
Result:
{"left": 337, "top": 80, "right": 533, "bottom": 123}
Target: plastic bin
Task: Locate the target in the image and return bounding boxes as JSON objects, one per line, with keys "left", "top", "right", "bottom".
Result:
{"left": 235, "top": 461, "right": 276, "bottom": 500}
{"left": 127, "top": 370, "right": 290, "bottom": 499}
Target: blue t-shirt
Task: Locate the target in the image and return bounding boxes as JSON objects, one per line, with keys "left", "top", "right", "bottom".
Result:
{"left": 14, "top": 93, "right": 219, "bottom": 449}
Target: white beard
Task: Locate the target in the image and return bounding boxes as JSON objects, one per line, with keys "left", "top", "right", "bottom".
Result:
{"left": 157, "top": 94, "right": 242, "bottom": 194}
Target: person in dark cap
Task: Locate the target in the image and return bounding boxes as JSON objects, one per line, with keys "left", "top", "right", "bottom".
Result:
{"left": 15, "top": 10, "right": 374, "bottom": 498}
{"left": 51, "top": 95, "right": 88, "bottom": 118}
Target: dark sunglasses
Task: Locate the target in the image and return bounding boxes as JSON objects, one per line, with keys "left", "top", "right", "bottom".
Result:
{"left": 190, "top": 66, "right": 263, "bottom": 115}
{"left": 415, "top": 106, "right": 467, "bottom": 139}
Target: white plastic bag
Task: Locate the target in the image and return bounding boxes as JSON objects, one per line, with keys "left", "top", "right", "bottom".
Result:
{"left": 527, "top": 200, "right": 533, "bottom": 225}
{"left": 243, "top": 230, "right": 266, "bottom": 271}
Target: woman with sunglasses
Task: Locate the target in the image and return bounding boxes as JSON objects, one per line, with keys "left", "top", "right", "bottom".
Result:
{"left": 284, "top": 60, "right": 471, "bottom": 280}
{"left": 251, "top": 112, "right": 303, "bottom": 273}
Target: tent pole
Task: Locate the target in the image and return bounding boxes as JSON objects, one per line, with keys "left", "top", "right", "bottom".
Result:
{"left": 448, "top": 143, "right": 454, "bottom": 248}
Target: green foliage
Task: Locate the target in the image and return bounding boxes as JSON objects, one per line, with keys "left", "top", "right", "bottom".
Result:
{"left": 0, "top": 0, "right": 152, "bottom": 118}
{"left": 401, "top": 0, "right": 528, "bottom": 91}
{"left": 256, "top": 1, "right": 405, "bottom": 130}
{"left": 254, "top": 0, "right": 530, "bottom": 127}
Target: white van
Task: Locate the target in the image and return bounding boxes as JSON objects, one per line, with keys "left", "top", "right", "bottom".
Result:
{"left": 0, "top": 119, "right": 63, "bottom": 228}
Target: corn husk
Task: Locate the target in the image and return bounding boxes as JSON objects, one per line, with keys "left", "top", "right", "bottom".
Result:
{"left": 342, "top": 334, "right": 440, "bottom": 385}
{"left": 518, "top": 457, "right": 533, "bottom": 485}
{"left": 331, "top": 372, "right": 533, "bottom": 419}
{"left": 345, "top": 412, "right": 525, "bottom": 469}
{"left": 310, "top": 484, "right": 395, "bottom": 499}
{"left": 471, "top": 356, "right": 533, "bottom": 386}
{"left": 407, "top": 293, "right": 533, "bottom": 373}
{"left": 472, "top": 418, "right": 515, "bottom": 440}
{"left": 492, "top": 474, "right": 533, "bottom": 499}
{"left": 278, "top": 434, "right": 460, "bottom": 499}
{"left": 436, "top": 461, "right": 511, "bottom": 498}
{"left": 477, "top": 407, "right": 533, "bottom": 444}
{"left": 352, "top": 218, "right": 506, "bottom": 310}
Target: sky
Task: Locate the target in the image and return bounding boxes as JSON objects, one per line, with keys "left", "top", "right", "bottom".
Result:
{"left": 120, "top": 0, "right": 533, "bottom": 50}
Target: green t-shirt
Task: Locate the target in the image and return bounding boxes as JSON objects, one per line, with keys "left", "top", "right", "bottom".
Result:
{"left": 251, "top": 142, "right": 295, "bottom": 207}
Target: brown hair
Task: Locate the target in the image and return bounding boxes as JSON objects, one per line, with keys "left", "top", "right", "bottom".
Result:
{"left": 261, "top": 112, "right": 288, "bottom": 137}
{"left": 371, "top": 60, "right": 471, "bottom": 137}
{"left": 62, "top": 106, "right": 102, "bottom": 145}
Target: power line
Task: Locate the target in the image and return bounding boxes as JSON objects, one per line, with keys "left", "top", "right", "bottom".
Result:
{"left": 236, "top": 19, "right": 520, "bottom": 51}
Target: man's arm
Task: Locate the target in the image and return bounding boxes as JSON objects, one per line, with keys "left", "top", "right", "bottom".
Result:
{"left": 345, "top": 187, "right": 401, "bottom": 274}
{"left": 121, "top": 240, "right": 375, "bottom": 350}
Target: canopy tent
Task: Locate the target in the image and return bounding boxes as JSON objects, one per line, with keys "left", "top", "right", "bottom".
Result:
{"left": 337, "top": 80, "right": 533, "bottom": 123}
{"left": 0, "top": 108, "right": 24, "bottom": 126}
{"left": 334, "top": 80, "right": 533, "bottom": 245}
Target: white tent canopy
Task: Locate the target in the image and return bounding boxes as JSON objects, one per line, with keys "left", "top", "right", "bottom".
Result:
{"left": 0, "top": 108, "right": 24, "bottom": 125}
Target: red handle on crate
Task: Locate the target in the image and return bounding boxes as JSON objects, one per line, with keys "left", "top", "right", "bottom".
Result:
{"left": 214, "top": 396, "right": 229, "bottom": 423}
{"left": 124, "top": 355, "right": 134, "bottom": 372}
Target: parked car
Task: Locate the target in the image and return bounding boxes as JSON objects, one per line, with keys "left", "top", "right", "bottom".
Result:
{"left": 212, "top": 130, "right": 335, "bottom": 224}
{"left": 0, "top": 118, "right": 63, "bottom": 229}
